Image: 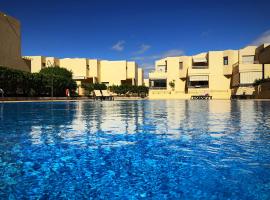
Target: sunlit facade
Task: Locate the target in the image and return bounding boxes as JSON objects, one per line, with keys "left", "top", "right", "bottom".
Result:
{"left": 148, "top": 44, "right": 270, "bottom": 99}
{"left": 27, "top": 56, "right": 144, "bottom": 95}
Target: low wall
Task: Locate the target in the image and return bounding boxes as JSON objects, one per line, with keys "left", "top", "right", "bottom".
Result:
{"left": 149, "top": 90, "right": 231, "bottom": 100}
{"left": 0, "top": 97, "right": 89, "bottom": 102}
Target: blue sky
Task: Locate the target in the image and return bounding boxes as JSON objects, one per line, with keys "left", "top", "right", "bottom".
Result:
{"left": 1, "top": 0, "right": 270, "bottom": 75}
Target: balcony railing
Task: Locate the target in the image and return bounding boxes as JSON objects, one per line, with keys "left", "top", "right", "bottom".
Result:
{"left": 192, "top": 66, "right": 208, "bottom": 69}
{"left": 233, "top": 60, "right": 260, "bottom": 67}
{"left": 149, "top": 87, "right": 167, "bottom": 90}
{"left": 188, "top": 85, "right": 209, "bottom": 88}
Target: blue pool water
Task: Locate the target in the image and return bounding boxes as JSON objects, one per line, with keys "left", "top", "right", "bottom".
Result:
{"left": 0, "top": 100, "right": 270, "bottom": 199}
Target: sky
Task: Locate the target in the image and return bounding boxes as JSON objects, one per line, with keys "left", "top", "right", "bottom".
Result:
{"left": 1, "top": 0, "right": 270, "bottom": 76}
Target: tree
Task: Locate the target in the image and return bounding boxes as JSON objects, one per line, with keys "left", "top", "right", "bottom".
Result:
{"left": 0, "top": 66, "right": 77, "bottom": 97}
{"left": 81, "top": 83, "right": 107, "bottom": 96}
{"left": 39, "top": 66, "right": 77, "bottom": 97}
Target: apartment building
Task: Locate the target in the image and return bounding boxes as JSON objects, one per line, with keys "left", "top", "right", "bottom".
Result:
{"left": 149, "top": 44, "right": 270, "bottom": 99}
{"left": 27, "top": 56, "right": 144, "bottom": 95}
{"left": 0, "top": 12, "right": 30, "bottom": 71}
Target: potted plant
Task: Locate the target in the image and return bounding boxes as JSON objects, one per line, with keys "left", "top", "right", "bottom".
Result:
{"left": 169, "top": 80, "right": 175, "bottom": 91}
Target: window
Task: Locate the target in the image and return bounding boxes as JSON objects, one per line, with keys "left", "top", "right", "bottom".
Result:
{"left": 150, "top": 79, "right": 167, "bottom": 89}
{"left": 223, "top": 56, "right": 228, "bottom": 65}
{"left": 42, "top": 63, "right": 46, "bottom": 67}
{"left": 101, "top": 82, "right": 109, "bottom": 86}
{"left": 189, "top": 81, "right": 209, "bottom": 88}
{"left": 242, "top": 55, "right": 254, "bottom": 64}
{"left": 179, "top": 62, "right": 183, "bottom": 69}
{"left": 188, "top": 76, "right": 209, "bottom": 88}
{"left": 192, "top": 57, "right": 208, "bottom": 69}
{"left": 86, "top": 65, "right": 90, "bottom": 70}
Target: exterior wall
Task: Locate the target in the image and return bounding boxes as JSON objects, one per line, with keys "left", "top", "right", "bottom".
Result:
{"left": 28, "top": 56, "right": 44, "bottom": 73}
{"left": 0, "top": 12, "right": 30, "bottom": 72}
{"left": 127, "top": 61, "right": 137, "bottom": 85}
{"left": 59, "top": 58, "right": 89, "bottom": 96}
{"left": 149, "top": 44, "right": 270, "bottom": 99}
{"left": 59, "top": 58, "right": 88, "bottom": 78}
{"left": 137, "top": 68, "right": 144, "bottom": 86}
{"left": 28, "top": 56, "right": 60, "bottom": 73}
{"left": 265, "top": 64, "right": 270, "bottom": 78}
{"left": 99, "top": 60, "right": 127, "bottom": 86}
{"left": 28, "top": 56, "right": 143, "bottom": 87}
{"left": 46, "top": 57, "right": 60, "bottom": 67}
{"left": 88, "top": 59, "right": 99, "bottom": 81}
{"left": 207, "top": 51, "right": 231, "bottom": 98}
{"left": 144, "top": 79, "right": 149, "bottom": 87}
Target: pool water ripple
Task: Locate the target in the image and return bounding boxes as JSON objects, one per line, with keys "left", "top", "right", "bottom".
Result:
{"left": 0, "top": 100, "right": 270, "bottom": 199}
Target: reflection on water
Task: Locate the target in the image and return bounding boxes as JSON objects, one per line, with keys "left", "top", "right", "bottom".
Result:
{"left": 0, "top": 100, "right": 270, "bottom": 199}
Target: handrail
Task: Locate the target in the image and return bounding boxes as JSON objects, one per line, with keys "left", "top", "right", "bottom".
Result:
{"left": 149, "top": 87, "right": 167, "bottom": 90}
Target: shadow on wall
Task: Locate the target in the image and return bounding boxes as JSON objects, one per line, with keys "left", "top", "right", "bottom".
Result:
{"left": 254, "top": 81, "right": 270, "bottom": 99}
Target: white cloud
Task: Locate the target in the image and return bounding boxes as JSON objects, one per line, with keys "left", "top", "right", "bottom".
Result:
{"left": 131, "top": 49, "right": 185, "bottom": 77}
{"left": 134, "top": 44, "right": 151, "bottom": 54}
{"left": 161, "top": 49, "right": 185, "bottom": 57}
{"left": 132, "top": 49, "right": 184, "bottom": 61}
{"left": 112, "top": 40, "right": 125, "bottom": 51}
{"left": 252, "top": 30, "right": 270, "bottom": 45}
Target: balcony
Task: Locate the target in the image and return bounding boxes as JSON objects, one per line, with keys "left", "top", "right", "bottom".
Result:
{"left": 179, "top": 68, "right": 187, "bottom": 78}
{"left": 149, "top": 70, "right": 167, "bottom": 79}
{"left": 149, "top": 87, "right": 167, "bottom": 90}
{"left": 223, "top": 65, "right": 232, "bottom": 75}
{"left": 192, "top": 66, "right": 208, "bottom": 69}
{"left": 188, "top": 67, "right": 210, "bottom": 76}
{"left": 232, "top": 62, "right": 262, "bottom": 73}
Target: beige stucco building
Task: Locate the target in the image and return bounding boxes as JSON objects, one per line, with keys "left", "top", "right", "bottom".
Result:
{"left": 0, "top": 12, "right": 30, "bottom": 71}
{"left": 27, "top": 56, "right": 144, "bottom": 95}
{"left": 148, "top": 44, "right": 270, "bottom": 99}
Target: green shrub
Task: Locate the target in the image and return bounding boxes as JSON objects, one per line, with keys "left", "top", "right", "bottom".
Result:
{"left": 253, "top": 77, "right": 270, "bottom": 86}
{"left": 0, "top": 66, "right": 77, "bottom": 97}
{"left": 108, "top": 85, "right": 149, "bottom": 96}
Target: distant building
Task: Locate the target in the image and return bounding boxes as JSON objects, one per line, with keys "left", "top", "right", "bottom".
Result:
{"left": 0, "top": 12, "right": 30, "bottom": 71}
{"left": 148, "top": 44, "right": 270, "bottom": 99}
{"left": 27, "top": 56, "right": 144, "bottom": 95}
{"left": 143, "top": 79, "right": 149, "bottom": 87}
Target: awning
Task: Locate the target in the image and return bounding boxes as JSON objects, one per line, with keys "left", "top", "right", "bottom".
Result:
{"left": 193, "top": 57, "right": 207, "bottom": 63}
{"left": 189, "top": 76, "right": 209, "bottom": 81}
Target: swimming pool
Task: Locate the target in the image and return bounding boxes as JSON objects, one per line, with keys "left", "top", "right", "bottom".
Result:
{"left": 0, "top": 100, "right": 270, "bottom": 199}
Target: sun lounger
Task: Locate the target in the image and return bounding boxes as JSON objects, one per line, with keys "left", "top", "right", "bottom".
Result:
{"left": 93, "top": 90, "right": 103, "bottom": 100}
{"left": 101, "top": 90, "right": 114, "bottom": 100}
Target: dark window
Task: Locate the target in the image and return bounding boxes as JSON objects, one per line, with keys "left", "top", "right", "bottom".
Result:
{"left": 42, "top": 63, "right": 46, "bottom": 67}
{"left": 192, "top": 62, "right": 208, "bottom": 69}
{"left": 223, "top": 56, "right": 229, "bottom": 65}
{"left": 150, "top": 79, "right": 167, "bottom": 88}
{"left": 179, "top": 62, "right": 183, "bottom": 69}
{"left": 189, "top": 81, "right": 209, "bottom": 88}
{"left": 86, "top": 65, "right": 90, "bottom": 70}
{"left": 101, "top": 82, "right": 109, "bottom": 86}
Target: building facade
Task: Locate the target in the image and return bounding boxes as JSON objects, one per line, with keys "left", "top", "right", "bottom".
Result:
{"left": 27, "top": 56, "right": 144, "bottom": 95}
{"left": 149, "top": 44, "right": 270, "bottom": 99}
{"left": 0, "top": 12, "right": 30, "bottom": 71}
